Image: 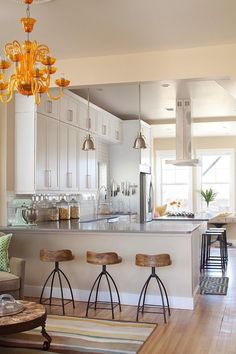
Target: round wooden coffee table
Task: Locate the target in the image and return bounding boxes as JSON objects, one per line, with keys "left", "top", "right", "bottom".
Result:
{"left": 0, "top": 301, "right": 51, "bottom": 350}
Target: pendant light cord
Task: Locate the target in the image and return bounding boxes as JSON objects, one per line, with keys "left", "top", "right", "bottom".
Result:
{"left": 87, "top": 88, "right": 90, "bottom": 133}
{"left": 138, "top": 83, "right": 141, "bottom": 133}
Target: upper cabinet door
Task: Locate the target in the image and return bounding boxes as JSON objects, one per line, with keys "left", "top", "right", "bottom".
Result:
{"left": 97, "top": 111, "right": 109, "bottom": 139}
{"left": 78, "top": 100, "right": 87, "bottom": 130}
{"left": 59, "top": 123, "right": 78, "bottom": 191}
{"left": 47, "top": 118, "right": 59, "bottom": 190}
{"left": 36, "top": 114, "right": 59, "bottom": 191}
{"left": 37, "top": 94, "right": 59, "bottom": 120}
{"left": 78, "top": 100, "right": 97, "bottom": 134}
{"left": 60, "top": 94, "right": 78, "bottom": 126}
{"left": 110, "top": 116, "right": 122, "bottom": 143}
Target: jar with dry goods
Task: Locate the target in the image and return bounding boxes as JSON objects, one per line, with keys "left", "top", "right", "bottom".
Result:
{"left": 47, "top": 199, "right": 59, "bottom": 221}
{"left": 58, "top": 197, "right": 70, "bottom": 220}
{"left": 69, "top": 197, "right": 80, "bottom": 219}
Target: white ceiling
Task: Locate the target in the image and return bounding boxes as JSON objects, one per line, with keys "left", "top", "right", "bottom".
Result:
{"left": 2, "top": 0, "right": 236, "bottom": 137}
{"left": 2, "top": 0, "right": 236, "bottom": 59}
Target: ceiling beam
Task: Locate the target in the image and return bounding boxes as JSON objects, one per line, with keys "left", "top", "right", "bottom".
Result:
{"left": 146, "top": 116, "right": 236, "bottom": 125}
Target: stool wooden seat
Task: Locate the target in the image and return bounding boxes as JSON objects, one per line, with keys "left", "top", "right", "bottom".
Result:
{"left": 40, "top": 249, "right": 74, "bottom": 262}
{"left": 86, "top": 251, "right": 122, "bottom": 319}
{"left": 39, "top": 249, "right": 75, "bottom": 315}
{"left": 136, "top": 254, "right": 171, "bottom": 268}
{"left": 87, "top": 251, "right": 122, "bottom": 265}
{"left": 135, "top": 253, "right": 171, "bottom": 323}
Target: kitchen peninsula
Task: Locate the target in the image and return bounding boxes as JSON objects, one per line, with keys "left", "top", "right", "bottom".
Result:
{"left": 0, "top": 219, "right": 202, "bottom": 311}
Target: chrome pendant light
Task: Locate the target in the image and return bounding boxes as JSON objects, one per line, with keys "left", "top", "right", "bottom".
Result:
{"left": 82, "top": 88, "right": 95, "bottom": 151}
{"left": 133, "top": 83, "right": 147, "bottom": 149}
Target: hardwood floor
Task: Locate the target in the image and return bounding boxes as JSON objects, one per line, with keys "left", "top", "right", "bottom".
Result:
{"left": 28, "top": 248, "right": 236, "bottom": 353}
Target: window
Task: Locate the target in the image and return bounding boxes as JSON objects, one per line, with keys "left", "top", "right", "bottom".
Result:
{"left": 156, "top": 151, "right": 193, "bottom": 210}
{"left": 196, "top": 149, "right": 234, "bottom": 212}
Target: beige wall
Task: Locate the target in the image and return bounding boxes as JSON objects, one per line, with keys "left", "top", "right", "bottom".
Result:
{"left": 57, "top": 44, "right": 236, "bottom": 87}
{"left": 0, "top": 104, "right": 7, "bottom": 225}
{"left": 153, "top": 136, "right": 236, "bottom": 211}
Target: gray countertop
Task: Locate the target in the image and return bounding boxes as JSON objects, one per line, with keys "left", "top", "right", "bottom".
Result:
{"left": 155, "top": 212, "right": 216, "bottom": 222}
{"left": 0, "top": 219, "right": 201, "bottom": 234}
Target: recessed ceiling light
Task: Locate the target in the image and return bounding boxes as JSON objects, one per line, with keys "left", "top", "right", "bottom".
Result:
{"left": 162, "top": 84, "right": 170, "bottom": 88}
{"left": 166, "top": 107, "right": 174, "bottom": 111}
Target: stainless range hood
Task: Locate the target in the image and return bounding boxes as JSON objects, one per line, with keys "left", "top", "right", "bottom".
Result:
{"left": 166, "top": 99, "right": 199, "bottom": 166}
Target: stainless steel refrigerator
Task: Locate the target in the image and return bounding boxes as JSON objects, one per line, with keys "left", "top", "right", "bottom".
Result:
{"left": 140, "top": 172, "right": 154, "bottom": 223}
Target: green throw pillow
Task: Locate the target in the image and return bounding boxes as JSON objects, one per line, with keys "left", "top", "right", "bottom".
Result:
{"left": 0, "top": 234, "right": 12, "bottom": 272}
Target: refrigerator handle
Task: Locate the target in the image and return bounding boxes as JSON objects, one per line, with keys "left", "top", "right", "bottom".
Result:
{"left": 148, "top": 181, "right": 154, "bottom": 213}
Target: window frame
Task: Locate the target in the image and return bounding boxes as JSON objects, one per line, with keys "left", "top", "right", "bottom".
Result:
{"left": 155, "top": 150, "right": 193, "bottom": 209}
{"left": 196, "top": 148, "right": 234, "bottom": 212}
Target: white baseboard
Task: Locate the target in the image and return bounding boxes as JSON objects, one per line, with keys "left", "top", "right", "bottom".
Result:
{"left": 25, "top": 285, "right": 194, "bottom": 310}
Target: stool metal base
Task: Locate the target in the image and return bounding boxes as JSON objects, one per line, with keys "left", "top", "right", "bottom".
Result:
{"left": 86, "top": 265, "right": 121, "bottom": 319}
{"left": 200, "top": 232, "right": 227, "bottom": 273}
{"left": 39, "top": 261, "right": 75, "bottom": 315}
{"left": 136, "top": 267, "right": 170, "bottom": 323}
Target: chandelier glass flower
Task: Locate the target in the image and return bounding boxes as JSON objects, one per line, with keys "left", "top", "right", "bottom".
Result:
{"left": 0, "top": 0, "right": 70, "bottom": 105}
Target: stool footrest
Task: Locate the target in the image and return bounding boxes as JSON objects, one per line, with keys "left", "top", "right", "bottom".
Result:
{"left": 88, "top": 301, "right": 120, "bottom": 311}
{"left": 40, "top": 298, "right": 73, "bottom": 307}
{"left": 137, "top": 303, "right": 170, "bottom": 316}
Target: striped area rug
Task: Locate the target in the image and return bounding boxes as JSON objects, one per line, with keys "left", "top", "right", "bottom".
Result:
{"left": 200, "top": 276, "right": 229, "bottom": 295}
{"left": 0, "top": 315, "right": 157, "bottom": 354}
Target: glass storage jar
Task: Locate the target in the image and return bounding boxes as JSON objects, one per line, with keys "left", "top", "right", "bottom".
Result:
{"left": 69, "top": 197, "right": 80, "bottom": 219}
{"left": 47, "top": 198, "right": 59, "bottom": 221}
{"left": 58, "top": 197, "right": 70, "bottom": 220}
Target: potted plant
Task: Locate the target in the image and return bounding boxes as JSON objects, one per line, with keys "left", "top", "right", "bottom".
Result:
{"left": 200, "top": 188, "right": 217, "bottom": 208}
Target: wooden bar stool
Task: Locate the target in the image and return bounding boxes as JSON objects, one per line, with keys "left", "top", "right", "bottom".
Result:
{"left": 39, "top": 249, "right": 75, "bottom": 315}
{"left": 135, "top": 253, "right": 171, "bottom": 323}
{"left": 86, "top": 251, "right": 122, "bottom": 319}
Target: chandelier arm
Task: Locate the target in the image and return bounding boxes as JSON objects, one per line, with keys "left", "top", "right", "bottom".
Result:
{"left": 47, "top": 87, "right": 64, "bottom": 101}
{"left": 0, "top": 78, "right": 16, "bottom": 103}
{"left": 31, "top": 77, "right": 37, "bottom": 95}
{"left": 34, "top": 92, "right": 41, "bottom": 106}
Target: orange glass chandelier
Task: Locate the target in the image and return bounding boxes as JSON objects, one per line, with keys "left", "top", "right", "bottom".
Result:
{"left": 0, "top": 0, "right": 70, "bottom": 105}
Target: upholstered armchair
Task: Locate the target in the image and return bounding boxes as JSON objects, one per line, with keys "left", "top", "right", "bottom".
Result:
{"left": 0, "top": 232, "right": 25, "bottom": 299}
{"left": 0, "top": 257, "right": 25, "bottom": 299}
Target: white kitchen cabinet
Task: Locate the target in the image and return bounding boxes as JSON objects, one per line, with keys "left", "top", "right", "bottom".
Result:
{"left": 78, "top": 100, "right": 97, "bottom": 133}
{"left": 59, "top": 123, "right": 78, "bottom": 190}
{"left": 97, "top": 111, "right": 109, "bottom": 139}
{"left": 36, "top": 113, "right": 59, "bottom": 191}
{"left": 36, "top": 93, "right": 59, "bottom": 120}
{"left": 78, "top": 130, "right": 97, "bottom": 190}
{"left": 110, "top": 115, "right": 122, "bottom": 143}
{"left": 15, "top": 110, "right": 36, "bottom": 194}
{"left": 59, "top": 93, "right": 78, "bottom": 126}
